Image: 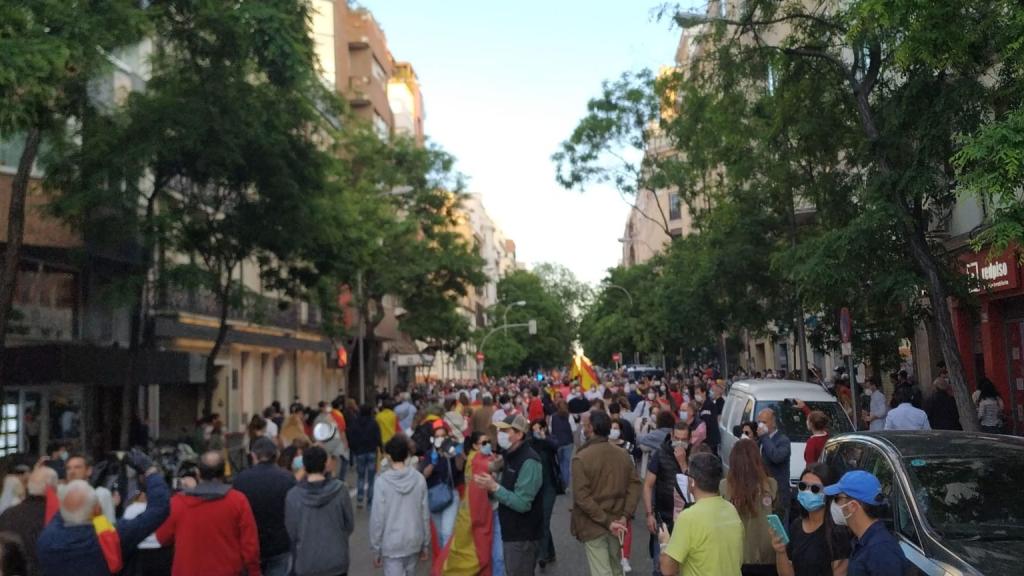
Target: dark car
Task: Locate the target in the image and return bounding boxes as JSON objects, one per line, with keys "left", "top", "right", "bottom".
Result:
{"left": 822, "top": 431, "right": 1024, "bottom": 575}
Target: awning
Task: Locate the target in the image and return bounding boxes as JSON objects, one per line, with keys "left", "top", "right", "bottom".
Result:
{"left": 2, "top": 343, "right": 194, "bottom": 385}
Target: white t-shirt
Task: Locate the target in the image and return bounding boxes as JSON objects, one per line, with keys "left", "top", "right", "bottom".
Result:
{"left": 122, "top": 502, "right": 161, "bottom": 549}
{"left": 265, "top": 419, "right": 279, "bottom": 439}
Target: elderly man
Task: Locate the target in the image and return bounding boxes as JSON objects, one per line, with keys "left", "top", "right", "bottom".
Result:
{"left": 37, "top": 450, "right": 168, "bottom": 576}
{"left": 0, "top": 465, "right": 58, "bottom": 574}
{"left": 757, "top": 407, "right": 792, "bottom": 522}
{"left": 62, "top": 454, "right": 116, "bottom": 522}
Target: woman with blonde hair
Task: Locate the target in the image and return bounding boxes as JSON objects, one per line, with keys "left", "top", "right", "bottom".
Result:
{"left": 720, "top": 438, "right": 779, "bottom": 576}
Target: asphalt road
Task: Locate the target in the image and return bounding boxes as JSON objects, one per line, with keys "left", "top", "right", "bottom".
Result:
{"left": 346, "top": 482, "right": 654, "bottom": 576}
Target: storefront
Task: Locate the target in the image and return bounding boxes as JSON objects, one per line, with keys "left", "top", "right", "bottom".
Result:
{"left": 953, "top": 245, "right": 1024, "bottom": 434}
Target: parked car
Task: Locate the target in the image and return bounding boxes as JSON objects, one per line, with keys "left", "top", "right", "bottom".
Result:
{"left": 719, "top": 379, "right": 853, "bottom": 483}
{"left": 625, "top": 365, "right": 664, "bottom": 382}
{"left": 822, "top": 431, "right": 1024, "bottom": 575}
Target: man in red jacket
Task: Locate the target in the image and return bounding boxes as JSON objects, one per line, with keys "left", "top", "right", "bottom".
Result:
{"left": 157, "top": 451, "right": 261, "bottom": 576}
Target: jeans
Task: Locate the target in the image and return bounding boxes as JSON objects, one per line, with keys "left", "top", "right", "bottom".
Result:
{"left": 503, "top": 540, "right": 538, "bottom": 576}
{"left": 354, "top": 452, "right": 376, "bottom": 504}
{"left": 431, "top": 490, "right": 459, "bottom": 549}
{"left": 493, "top": 510, "right": 505, "bottom": 576}
{"left": 382, "top": 554, "right": 418, "bottom": 576}
{"left": 557, "top": 444, "right": 573, "bottom": 490}
{"left": 585, "top": 533, "right": 624, "bottom": 576}
{"left": 335, "top": 454, "right": 349, "bottom": 482}
{"left": 261, "top": 552, "right": 290, "bottom": 576}
{"left": 649, "top": 517, "right": 674, "bottom": 576}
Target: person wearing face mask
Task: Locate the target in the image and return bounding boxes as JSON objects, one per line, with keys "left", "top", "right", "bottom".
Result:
{"left": 680, "top": 400, "right": 707, "bottom": 449}
{"left": 433, "top": 432, "right": 499, "bottom": 576}
{"left": 571, "top": 411, "right": 642, "bottom": 576}
{"left": 772, "top": 464, "right": 850, "bottom": 576}
{"left": 608, "top": 403, "right": 637, "bottom": 450}
{"left": 632, "top": 387, "right": 660, "bottom": 433}
{"left": 757, "top": 408, "right": 792, "bottom": 523}
{"left": 695, "top": 386, "right": 721, "bottom": 454}
{"left": 529, "top": 419, "right": 562, "bottom": 569}
{"left": 472, "top": 415, "right": 543, "bottom": 576}
{"left": 644, "top": 421, "right": 690, "bottom": 575}
{"left": 420, "top": 420, "right": 461, "bottom": 550}
{"left": 823, "top": 470, "right": 910, "bottom": 576}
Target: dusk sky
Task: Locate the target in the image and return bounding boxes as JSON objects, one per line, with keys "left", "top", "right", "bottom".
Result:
{"left": 361, "top": 0, "right": 697, "bottom": 284}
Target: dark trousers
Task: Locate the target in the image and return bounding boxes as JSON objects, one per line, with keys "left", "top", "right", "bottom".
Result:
{"left": 539, "top": 485, "right": 556, "bottom": 562}
{"left": 649, "top": 516, "right": 674, "bottom": 576}
{"left": 504, "top": 540, "right": 539, "bottom": 576}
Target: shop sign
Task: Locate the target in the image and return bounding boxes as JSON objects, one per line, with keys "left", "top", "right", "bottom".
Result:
{"left": 962, "top": 249, "right": 1020, "bottom": 294}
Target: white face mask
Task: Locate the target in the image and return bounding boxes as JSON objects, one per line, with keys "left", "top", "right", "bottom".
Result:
{"left": 647, "top": 392, "right": 656, "bottom": 401}
{"left": 497, "top": 431, "right": 512, "bottom": 450}
{"left": 830, "top": 501, "right": 853, "bottom": 526}
{"left": 433, "top": 437, "right": 445, "bottom": 448}
{"left": 679, "top": 410, "right": 688, "bottom": 422}
{"left": 609, "top": 428, "right": 621, "bottom": 440}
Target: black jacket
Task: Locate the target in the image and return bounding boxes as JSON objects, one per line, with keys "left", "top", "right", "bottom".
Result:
{"left": 346, "top": 413, "right": 382, "bottom": 456}
{"left": 0, "top": 495, "right": 46, "bottom": 575}
{"left": 233, "top": 461, "right": 296, "bottom": 558}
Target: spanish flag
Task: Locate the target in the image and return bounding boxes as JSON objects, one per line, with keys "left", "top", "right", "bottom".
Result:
{"left": 432, "top": 450, "right": 494, "bottom": 576}
{"left": 93, "top": 514, "right": 123, "bottom": 574}
{"left": 570, "top": 354, "right": 600, "bottom": 391}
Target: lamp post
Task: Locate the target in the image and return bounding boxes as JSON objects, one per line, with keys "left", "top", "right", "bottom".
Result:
{"left": 604, "top": 283, "right": 637, "bottom": 363}
{"left": 478, "top": 320, "right": 536, "bottom": 380}
{"left": 503, "top": 300, "right": 527, "bottom": 335}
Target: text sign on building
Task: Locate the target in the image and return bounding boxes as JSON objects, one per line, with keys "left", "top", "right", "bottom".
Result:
{"left": 961, "top": 249, "right": 1021, "bottom": 294}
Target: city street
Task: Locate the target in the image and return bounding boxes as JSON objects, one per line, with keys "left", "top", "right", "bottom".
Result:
{"left": 345, "top": 480, "right": 654, "bottom": 576}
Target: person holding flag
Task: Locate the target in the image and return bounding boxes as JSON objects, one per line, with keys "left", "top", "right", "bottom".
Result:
{"left": 432, "top": 432, "right": 497, "bottom": 576}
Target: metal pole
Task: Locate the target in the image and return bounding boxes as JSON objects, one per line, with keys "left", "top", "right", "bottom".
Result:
{"left": 848, "top": 354, "right": 858, "bottom": 431}
{"left": 357, "top": 271, "right": 365, "bottom": 404}
{"left": 797, "top": 306, "right": 809, "bottom": 382}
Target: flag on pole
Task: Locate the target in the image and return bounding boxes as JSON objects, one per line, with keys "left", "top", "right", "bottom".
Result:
{"left": 569, "top": 354, "right": 599, "bottom": 391}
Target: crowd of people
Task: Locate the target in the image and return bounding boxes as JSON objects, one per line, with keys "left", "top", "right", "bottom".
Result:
{"left": 0, "top": 364, "right": 981, "bottom": 576}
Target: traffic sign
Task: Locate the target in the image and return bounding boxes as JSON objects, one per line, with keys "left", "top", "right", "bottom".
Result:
{"left": 612, "top": 352, "right": 622, "bottom": 363}
{"left": 475, "top": 351, "right": 485, "bottom": 362}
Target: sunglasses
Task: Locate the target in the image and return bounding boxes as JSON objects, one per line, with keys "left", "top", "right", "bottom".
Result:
{"left": 798, "top": 481, "right": 823, "bottom": 494}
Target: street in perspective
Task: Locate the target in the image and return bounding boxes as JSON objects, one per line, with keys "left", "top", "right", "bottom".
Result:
{"left": 2, "top": 1, "right": 1024, "bottom": 575}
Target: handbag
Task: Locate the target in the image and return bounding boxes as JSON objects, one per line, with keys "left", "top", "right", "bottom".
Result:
{"left": 427, "top": 456, "right": 454, "bottom": 513}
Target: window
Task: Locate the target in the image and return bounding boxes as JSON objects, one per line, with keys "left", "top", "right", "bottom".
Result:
{"left": 373, "top": 112, "right": 389, "bottom": 139}
{"left": 669, "top": 192, "right": 682, "bottom": 221}
{"left": 372, "top": 56, "right": 388, "bottom": 84}
{"left": 756, "top": 400, "right": 852, "bottom": 443}
{"left": 717, "top": 0, "right": 727, "bottom": 18}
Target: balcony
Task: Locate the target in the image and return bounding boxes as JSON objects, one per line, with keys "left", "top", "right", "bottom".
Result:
{"left": 159, "top": 287, "right": 322, "bottom": 332}
{"left": 347, "top": 76, "right": 372, "bottom": 107}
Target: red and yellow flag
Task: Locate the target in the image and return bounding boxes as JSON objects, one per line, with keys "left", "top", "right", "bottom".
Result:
{"left": 93, "top": 515, "right": 123, "bottom": 574}
{"left": 432, "top": 451, "right": 494, "bottom": 576}
{"left": 570, "top": 354, "right": 600, "bottom": 391}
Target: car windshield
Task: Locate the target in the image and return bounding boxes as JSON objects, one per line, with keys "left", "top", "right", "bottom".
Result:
{"left": 754, "top": 400, "right": 851, "bottom": 443}
{"left": 903, "top": 454, "right": 1024, "bottom": 539}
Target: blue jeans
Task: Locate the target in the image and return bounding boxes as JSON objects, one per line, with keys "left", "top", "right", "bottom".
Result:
{"left": 261, "top": 552, "right": 290, "bottom": 576}
{"left": 431, "top": 491, "right": 459, "bottom": 549}
{"left": 557, "top": 444, "right": 573, "bottom": 490}
{"left": 355, "top": 452, "right": 376, "bottom": 504}
{"left": 493, "top": 509, "right": 505, "bottom": 576}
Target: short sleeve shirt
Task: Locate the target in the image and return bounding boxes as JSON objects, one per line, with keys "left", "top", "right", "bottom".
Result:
{"left": 849, "top": 521, "right": 911, "bottom": 576}
{"left": 663, "top": 496, "right": 744, "bottom": 576}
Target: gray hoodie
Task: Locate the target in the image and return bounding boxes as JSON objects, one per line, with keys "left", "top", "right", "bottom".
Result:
{"left": 285, "top": 478, "right": 354, "bottom": 576}
{"left": 369, "top": 465, "right": 431, "bottom": 559}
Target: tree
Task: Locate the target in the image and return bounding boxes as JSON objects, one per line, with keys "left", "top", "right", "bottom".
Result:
{"left": 0, "top": 0, "right": 147, "bottom": 403}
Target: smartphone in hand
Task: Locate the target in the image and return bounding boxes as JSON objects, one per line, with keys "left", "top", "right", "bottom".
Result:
{"left": 766, "top": 513, "right": 789, "bottom": 545}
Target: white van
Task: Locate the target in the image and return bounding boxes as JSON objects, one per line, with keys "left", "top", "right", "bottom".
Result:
{"left": 718, "top": 379, "right": 853, "bottom": 485}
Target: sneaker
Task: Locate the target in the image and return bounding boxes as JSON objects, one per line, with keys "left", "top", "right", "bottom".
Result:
{"left": 620, "top": 557, "right": 632, "bottom": 573}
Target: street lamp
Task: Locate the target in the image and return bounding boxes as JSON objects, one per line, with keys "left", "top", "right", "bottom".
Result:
{"left": 604, "top": 284, "right": 634, "bottom": 307}
{"left": 503, "top": 300, "right": 527, "bottom": 335}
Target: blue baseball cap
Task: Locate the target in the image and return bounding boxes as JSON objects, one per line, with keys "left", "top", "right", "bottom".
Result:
{"left": 823, "top": 470, "right": 884, "bottom": 504}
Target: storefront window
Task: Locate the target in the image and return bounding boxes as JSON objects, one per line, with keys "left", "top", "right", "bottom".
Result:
{"left": 48, "top": 391, "right": 81, "bottom": 450}
{"left": 0, "top": 394, "right": 17, "bottom": 456}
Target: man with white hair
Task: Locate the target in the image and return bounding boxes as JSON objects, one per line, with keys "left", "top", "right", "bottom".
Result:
{"left": 37, "top": 450, "right": 169, "bottom": 576}
{"left": 0, "top": 465, "right": 58, "bottom": 574}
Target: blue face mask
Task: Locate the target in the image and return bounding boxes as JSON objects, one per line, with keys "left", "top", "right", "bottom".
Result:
{"left": 291, "top": 455, "right": 303, "bottom": 472}
{"left": 797, "top": 490, "right": 826, "bottom": 512}
{"left": 480, "top": 444, "right": 493, "bottom": 456}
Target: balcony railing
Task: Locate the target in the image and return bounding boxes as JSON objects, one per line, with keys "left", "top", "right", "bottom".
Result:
{"left": 159, "top": 287, "right": 322, "bottom": 331}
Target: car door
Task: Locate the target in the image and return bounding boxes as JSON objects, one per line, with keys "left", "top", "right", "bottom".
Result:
{"left": 720, "top": 392, "right": 753, "bottom": 470}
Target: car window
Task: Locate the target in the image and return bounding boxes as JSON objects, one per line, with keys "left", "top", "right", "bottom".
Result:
{"left": 902, "top": 453, "right": 1024, "bottom": 541}
{"left": 740, "top": 397, "right": 754, "bottom": 424}
{"left": 828, "top": 441, "right": 881, "bottom": 481}
{"left": 870, "top": 452, "right": 898, "bottom": 533}
{"left": 755, "top": 400, "right": 852, "bottom": 443}
{"left": 894, "top": 484, "right": 920, "bottom": 547}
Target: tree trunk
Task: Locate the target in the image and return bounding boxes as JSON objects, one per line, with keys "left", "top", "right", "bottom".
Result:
{"left": 203, "top": 280, "right": 233, "bottom": 416}
{"left": 120, "top": 286, "right": 144, "bottom": 448}
{"left": 0, "top": 128, "right": 41, "bottom": 402}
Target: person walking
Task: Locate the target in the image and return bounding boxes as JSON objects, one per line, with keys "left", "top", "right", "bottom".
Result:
{"left": 975, "top": 377, "right": 1005, "bottom": 433}
{"left": 62, "top": 454, "right": 116, "bottom": 523}
{"left": 550, "top": 400, "right": 575, "bottom": 492}
{"left": 155, "top": 451, "right": 260, "bottom": 576}
{"left": 925, "top": 369, "right": 961, "bottom": 430}
{"left": 571, "top": 410, "right": 643, "bottom": 576}
{"left": 370, "top": 434, "right": 431, "bottom": 576}
{"left": 377, "top": 399, "right": 401, "bottom": 448}
{"left": 395, "top": 392, "right": 418, "bottom": 434}
{"left": 433, "top": 432, "right": 496, "bottom": 576}
{"left": 421, "top": 420, "right": 461, "bottom": 550}
{"left": 37, "top": 451, "right": 169, "bottom": 576}
{"left": 472, "top": 414, "right": 544, "bottom": 576}
{"left": 0, "top": 465, "right": 57, "bottom": 575}
{"left": 234, "top": 437, "right": 296, "bottom": 576}
{"left": 657, "top": 452, "right": 743, "bottom": 576}
{"left": 756, "top": 408, "right": 792, "bottom": 522}
{"left": 772, "top": 463, "right": 850, "bottom": 576}
{"left": 643, "top": 421, "right": 690, "bottom": 576}
{"left": 802, "top": 410, "right": 830, "bottom": 467}
{"left": 823, "top": 470, "right": 911, "bottom": 576}
{"left": 346, "top": 403, "right": 382, "bottom": 508}
{"left": 471, "top": 395, "right": 497, "bottom": 446}
{"left": 285, "top": 445, "right": 354, "bottom": 576}
{"left": 720, "top": 439, "right": 778, "bottom": 576}
{"left": 884, "top": 388, "right": 931, "bottom": 431}
{"left": 862, "top": 377, "right": 888, "bottom": 431}
{"left": 529, "top": 418, "right": 562, "bottom": 569}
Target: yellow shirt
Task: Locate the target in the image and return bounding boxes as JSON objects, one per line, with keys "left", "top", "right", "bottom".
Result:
{"left": 664, "top": 495, "right": 744, "bottom": 576}
{"left": 376, "top": 409, "right": 397, "bottom": 446}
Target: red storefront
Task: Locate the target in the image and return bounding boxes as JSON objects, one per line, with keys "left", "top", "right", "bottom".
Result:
{"left": 952, "top": 245, "right": 1024, "bottom": 434}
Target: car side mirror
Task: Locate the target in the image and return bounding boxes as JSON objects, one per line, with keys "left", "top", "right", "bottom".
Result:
{"left": 732, "top": 425, "right": 742, "bottom": 438}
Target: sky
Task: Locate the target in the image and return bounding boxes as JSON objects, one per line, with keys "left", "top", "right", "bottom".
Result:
{"left": 361, "top": 0, "right": 695, "bottom": 285}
